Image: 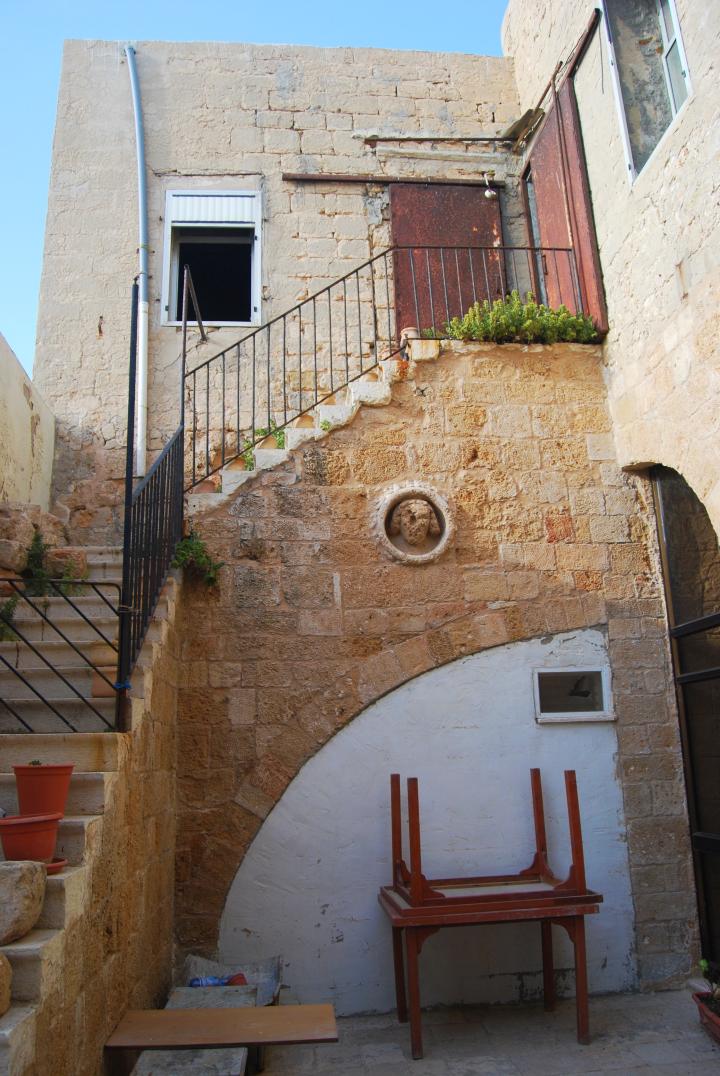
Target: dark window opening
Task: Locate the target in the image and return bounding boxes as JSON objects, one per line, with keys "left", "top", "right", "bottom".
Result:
{"left": 537, "top": 670, "right": 605, "bottom": 714}
{"left": 175, "top": 227, "right": 253, "bottom": 323}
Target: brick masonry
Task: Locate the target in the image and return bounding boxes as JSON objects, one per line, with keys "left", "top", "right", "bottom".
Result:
{"left": 174, "top": 340, "right": 697, "bottom": 986}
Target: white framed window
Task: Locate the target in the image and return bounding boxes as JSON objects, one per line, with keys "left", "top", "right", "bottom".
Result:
{"left": 161, "top": 190, "right": 262, "bottom": 327}
{"left": 533, "top": 667, "right": 614, "bottom": 724}
{"left": 602, "top": 0, "right": 691, "bottom": 180}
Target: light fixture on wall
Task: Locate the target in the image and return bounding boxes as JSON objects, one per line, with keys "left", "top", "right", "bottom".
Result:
{"left": 483, "top": 171, "right": 498, "bottom": 200}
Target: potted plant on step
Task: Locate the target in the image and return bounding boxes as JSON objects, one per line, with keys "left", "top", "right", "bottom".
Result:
{"left": 693, "top": 958, "right": 720, "bottom": 1045}
{"left": 13, "top": 760, "right": 74, "bottom": 816}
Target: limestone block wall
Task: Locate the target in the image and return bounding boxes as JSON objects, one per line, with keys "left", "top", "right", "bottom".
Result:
{"left": 502, "top": 0, "right": 720, "bottom": 531}
{"left": 0, "top": 334, "right": 54, "bottom": 510}
{"left": 35, "top": 40, "right": 521, "bottom": 542}
{"left": 174, "top": 341, "right": 695, "bottom": 990}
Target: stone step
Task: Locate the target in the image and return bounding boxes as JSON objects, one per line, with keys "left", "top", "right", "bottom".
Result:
{"left": 0, "top": 698, "right": 117, "bottom": 736}
{"left": 54, "top": 815, "right": 102, "bottom": 866}
{"left": 316, "top": 400, "right": 357, "bottom": 428}
{"left": 0, "top": 733, "right": 120, "bottom": 773}
{"left": 0, "top": 665, "right": 93, "bottom": 700}
{"left": 284, "top": 426, "right": 317, "bottom": 450}
{"left": 0, "top": 929, "right": 64, "bottom": 1003}
{"left": 0, "top": 771, "right": 111, "bottom": 817}
{"left": 0, "top": 1004, "right": 36, "bottom": 1076}
{"left": 0, "top": 639, "right": 116, "bottom": 672}
{"left": 348, "top": 378, "right": 392, "bottom": 407}
{"left": 4, "top": 593, "right": 121, "bottom": 620}
{"left": 7, "top": 612, "right": 118, "bottom": 645}
{"left": 37, "top": 865, "right": 87, "bottom": 930}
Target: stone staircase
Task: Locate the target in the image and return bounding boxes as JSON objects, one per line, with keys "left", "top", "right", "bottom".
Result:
{"left": 186, "top": 353, "right": 415, "bottom": 516}
{"left": 0, "top": 734, "right": 119, "bottom": 1075}
{"left": 0, "top": 547, "right": 123, "bottom": 736}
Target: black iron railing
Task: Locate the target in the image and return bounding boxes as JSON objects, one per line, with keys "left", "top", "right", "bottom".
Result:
{"left": 115, "top": 272, "right": 203, "bottom": 721}
{"left": 184, "top": 244, "right": 581, "bottom": 486}
{"left": 0, "top": 579, "right": 121, "bottom": 733}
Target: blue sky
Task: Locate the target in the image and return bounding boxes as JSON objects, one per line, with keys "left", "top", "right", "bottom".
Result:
{"left": 0, "top": 0, "right": 508, "bottom": 375}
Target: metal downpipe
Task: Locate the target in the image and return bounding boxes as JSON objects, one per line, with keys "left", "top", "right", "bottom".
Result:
{"left": 124, "top": 45, "right": 149, "bottom": 477}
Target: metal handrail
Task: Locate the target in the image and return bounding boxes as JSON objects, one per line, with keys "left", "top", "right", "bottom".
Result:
{"left": 0, "top": 578, "right": 121, "bottom": 733}
{"left": 183, "top": 243, "right": 583, "bottom": 488}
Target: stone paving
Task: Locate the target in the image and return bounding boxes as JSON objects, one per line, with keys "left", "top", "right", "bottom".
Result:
{"left": 262, "top": 990, "right": 720, "bottom": 1075}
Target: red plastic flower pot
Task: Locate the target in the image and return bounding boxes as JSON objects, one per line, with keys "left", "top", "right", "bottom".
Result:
{"left": 0, "top": 813, "right": 62, "bottom": 863}
{"left": 13, "top": 763, "right": 74, "bottom": 817}
{"left": 693, "top": 993, "right": 720, "bottom": 1046}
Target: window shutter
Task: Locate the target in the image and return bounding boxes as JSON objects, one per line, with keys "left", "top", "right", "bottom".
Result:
{"left": 524, "top": 80, "right": 608, "bottom": 333}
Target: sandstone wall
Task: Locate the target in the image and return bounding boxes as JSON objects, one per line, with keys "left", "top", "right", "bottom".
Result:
{"left": 0, "top": 334, "right": 54, "bottom": 511}
{"left": 502, "top": 0, "right": 720, "bottom": 532}
{"left": 175, "top": 341, "right": 696, "bottom": 989}
{"left": 35, "top": 41, "right": 520, "bottom": 542}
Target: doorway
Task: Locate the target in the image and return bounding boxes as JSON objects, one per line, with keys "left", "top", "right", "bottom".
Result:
{"left": 653, "top": 466, "right": 720, "bottom": 962}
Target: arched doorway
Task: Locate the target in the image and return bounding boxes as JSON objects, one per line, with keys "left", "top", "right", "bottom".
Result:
{"left": 652, "top": 466, "right": 720, "bottom": 963}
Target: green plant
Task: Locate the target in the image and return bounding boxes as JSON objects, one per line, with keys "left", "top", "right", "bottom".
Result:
{"left": 171, "top": 531, "right": 225, "bottom": 587}
{"left": 443, "top": 291, "right": 598, "bottom": 345}
{"left": 22, "top": 530, "right": 52, "bottom": 597}
{"left": 700, "top": 959, "right": 720, "bottom": 1015}
{"left": 319, "top": 419, "right": 332, "bottom": 433}
{"left": 0, "top": 595, "right": 19, "bottom": 642}
{"left": 241, "top": 439, "right": 255, "bottom": 470}
{"left": 253, "top": 419, "right": 285, "bottom": 450}
{"left": 56, "top": 561, "right": 88, "bottom": 598}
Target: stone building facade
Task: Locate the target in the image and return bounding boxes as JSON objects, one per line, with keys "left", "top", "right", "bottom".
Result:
{"left": 4, "top": 0, "right": 718, "bottom": 1062}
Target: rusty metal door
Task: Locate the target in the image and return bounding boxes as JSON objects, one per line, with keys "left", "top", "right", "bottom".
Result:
{"left": 524, "top": 79, "right": 607, "bottom": 331}
{"left": 389, "top": 183, "right": 503, "bottom": 335}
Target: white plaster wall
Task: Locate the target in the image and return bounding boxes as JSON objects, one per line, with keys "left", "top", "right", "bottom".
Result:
{"left": 219, "top": 629, "right": 636, "bottom": 1014}
{"left": 0, "top": 333, "right": 54, "bottom": 509}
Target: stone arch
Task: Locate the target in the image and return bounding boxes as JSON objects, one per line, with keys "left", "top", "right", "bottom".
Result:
{"left": 174, "top": 601, "right": 613, "bottom": 956}
{"left": 216, "top": 629, "right": 635, "bottom": 1013}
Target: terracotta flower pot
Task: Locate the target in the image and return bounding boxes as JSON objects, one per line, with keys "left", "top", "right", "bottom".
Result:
{"left": 0, "top": 813, "right": 62, "bottom": 863}
{"left": 13, "top": 763, "right": 74, "bottom": 817}
{"left": 693, "top": 992, "right": 720, "bottom": 1046}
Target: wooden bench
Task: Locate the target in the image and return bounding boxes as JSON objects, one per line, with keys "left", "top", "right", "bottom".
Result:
{"left": 105, "top": 1004, "right": 338, "bottom": 1075}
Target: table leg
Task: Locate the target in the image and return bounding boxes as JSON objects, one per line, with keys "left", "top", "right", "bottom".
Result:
{"left": 572, "top": 916, "right": 590, "bottom": 1044}
{"left": 393, "top": 927, "right": 408, "bottom": 1023}
{"left": 541, "top": 920, "right": 555, "bottom": 1012}
{"left": 405, "top": 927, "right": 424, "bottom": 1060}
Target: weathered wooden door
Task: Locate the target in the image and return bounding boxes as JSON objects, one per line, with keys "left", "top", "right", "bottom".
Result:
{"left": 389, "top": 183, "right": 503, "bottom": 336}
{"left": 523, "top": 78, "right": 607, "bottom": 331}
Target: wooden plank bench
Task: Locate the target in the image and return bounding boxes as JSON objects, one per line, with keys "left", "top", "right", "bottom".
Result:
{"left": 105, "top": 1004, "right": 338, "bottom": 1076}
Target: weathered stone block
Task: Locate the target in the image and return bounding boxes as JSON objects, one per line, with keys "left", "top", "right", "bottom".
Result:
{"left": 0, "top": 861, "right": 47, "bottom": 945}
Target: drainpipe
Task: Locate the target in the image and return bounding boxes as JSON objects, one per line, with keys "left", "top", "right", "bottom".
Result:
{"left": 124, "top": 45, "right": 148, "bottom": 476}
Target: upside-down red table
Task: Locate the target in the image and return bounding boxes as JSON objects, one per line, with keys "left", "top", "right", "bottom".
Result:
{"left": 378, "top": 769, "right": 603, "bottom": 1059}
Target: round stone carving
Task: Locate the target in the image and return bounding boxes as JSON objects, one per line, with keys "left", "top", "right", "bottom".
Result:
{"left": 375, "top": 484, "right": 454, "bottom": 564}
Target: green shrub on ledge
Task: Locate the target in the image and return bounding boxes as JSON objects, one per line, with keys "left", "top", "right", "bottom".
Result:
{"left": 443, "top": 291, "right": 598, "bottom": 345}
{"left": 172, "top": 531, "right": 224, "bottom": 587}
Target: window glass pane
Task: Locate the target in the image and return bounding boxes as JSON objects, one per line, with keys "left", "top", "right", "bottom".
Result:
{"left": 684, "top": 680, "right": 720, "bottom": 836}
{"left": 658, "top": 0, "right": 674, "bottom": 41}
{"left": 655, "top": 467, "right": 720, "bottom": 625}
{"left": 537, "top": 671, "right": 604, "bottom": 713}
{"left": 677, "top": 627, "right": 720, "bottom": 676}
{"left": 699, "top": 852, "right": 720, "bottom": 963}
{"left": 605, "top": 0, "right": 673, "bottom": 172}
{"left": 666, "top": 40, "right": 688, "bottom": 111}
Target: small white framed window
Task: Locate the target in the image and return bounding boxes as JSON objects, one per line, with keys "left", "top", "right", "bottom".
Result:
{"left": 601, "top": 0, "right": 691, "bottom": 180}
{"left": 161, "top": 191, "right": 262, "bottom": 327}
{"left": 533, "top": 667, "right": 614, "bottom": 724}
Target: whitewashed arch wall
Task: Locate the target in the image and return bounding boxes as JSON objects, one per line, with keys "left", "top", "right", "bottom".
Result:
{"left": 219, "top": 629, "right": 636, "bottom": 1014}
